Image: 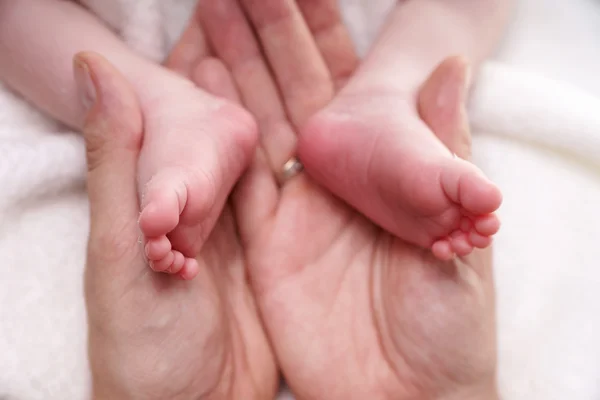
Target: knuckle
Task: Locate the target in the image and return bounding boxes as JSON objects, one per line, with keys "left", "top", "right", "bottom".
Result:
{"left": 83, "top": 123, "right": 109, "bottom": 173}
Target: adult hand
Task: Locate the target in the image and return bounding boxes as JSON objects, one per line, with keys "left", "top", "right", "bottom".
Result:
{"left": 177, "top": 1, "right": 498, "bottom": 399}
{"left": 78, "top": 52, "right": 276, "bottom": 400}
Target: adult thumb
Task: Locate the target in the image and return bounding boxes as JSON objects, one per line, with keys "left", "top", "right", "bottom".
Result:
{"left": 74, "top": 52, "right": 143, "bottom": 244}
{"left": 418, "top": 55, "right": 473, "bottom": 161}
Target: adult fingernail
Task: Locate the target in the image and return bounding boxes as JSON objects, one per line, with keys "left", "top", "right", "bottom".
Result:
{"left": 73, "top": 56, "right": 97, "bottom": 112}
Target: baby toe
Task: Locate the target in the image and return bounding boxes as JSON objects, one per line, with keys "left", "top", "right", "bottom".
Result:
{"left": 469, "top": 231, "right": 493, "bottom": 248}
{"left": 432, "top": 239, "right": 455, "bottom": 261}
{"left": 178, "top": 258, "right": 200, "bottom": 280}
{"left": 145, "top": 235, "right": 172, "bottom": 261}
{"left": 166, "top": 251, "right": 186, "bottom": 275}
{"left": 449, "top": 231, "right": 473, "bottom": 256}
{"left": 474, "top": 214, "right": 501, "bottom": 236}
{"left": 150, "top": 251, "right": 175, "bottom": 272}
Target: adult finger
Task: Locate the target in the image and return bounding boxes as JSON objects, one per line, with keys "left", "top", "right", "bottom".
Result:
{"left": 418, "top": 55, "right": 473, "bottom": 160}
{"left": 191, "top": 57, "right": 241, "bottom": 104}
{"left": 164, "top": 3, "right": 211, "bottom": 77}
{"left": 189, "top": 45, "right": 281, "bottom": 241}
{"left": 296, "top": 0, "right": 359, "bottom": 88}
{"left": 198, "top": 0, "right": 296, "bottom": 171}
{"left": 239, "top": 0, "right": 334, "bottom": 126}
{"left": 188, "top": 54, "right": 281, "bottom": 252}
{"left": 74, "top": 52, "right": 143, "bottom": 262}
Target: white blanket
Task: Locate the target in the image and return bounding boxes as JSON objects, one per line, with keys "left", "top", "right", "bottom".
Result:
{"left": 1, "top": 0, "right": 599, "bottom": 399}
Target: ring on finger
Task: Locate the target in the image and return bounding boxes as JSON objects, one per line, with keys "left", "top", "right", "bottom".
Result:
{"left": 278, "top": 156, "right": 304, "bottom": 185}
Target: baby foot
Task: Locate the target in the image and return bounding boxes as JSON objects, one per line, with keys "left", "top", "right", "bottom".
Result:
{"left": 137, "top": 79, "right": 257, "bottom": 279}
{"left": 418, "top": 57, "right": 501, "bottom": 258}
{"left": 298, "top": 57, "right": 502, "bottom": 259}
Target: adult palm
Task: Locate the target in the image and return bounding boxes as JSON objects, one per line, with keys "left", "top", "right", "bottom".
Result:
{"left": 80, "top": 54, "right": 276, "bottom": 399}
{"left": 239, "top": 93, "right": 496, "bottom": 400}
{"left": 178, "top": 1, "right": 498, "bottom": 399}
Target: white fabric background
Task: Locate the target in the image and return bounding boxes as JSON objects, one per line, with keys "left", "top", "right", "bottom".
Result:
{"left": 0, "top": 0, "right": 599, "bottom": 398}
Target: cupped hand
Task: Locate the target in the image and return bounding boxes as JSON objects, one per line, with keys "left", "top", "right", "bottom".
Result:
{"left": 77, "top": 52, "right": 276, "bottom": 400}
{"left": 170, "top": 1, "right": 498, "bottom": 399}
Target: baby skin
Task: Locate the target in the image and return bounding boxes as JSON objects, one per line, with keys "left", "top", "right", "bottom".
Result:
{"left": 298, "top": 1, "right": 511, "bottom": 259}
{"left": 0, "top": 1, "right": 256, "bottom": 279}
{"left": 299, "top": 59, "right": 501, "bottom": 260}
{"left": 135, "top": 72, "right": 256, "bottom": 279}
